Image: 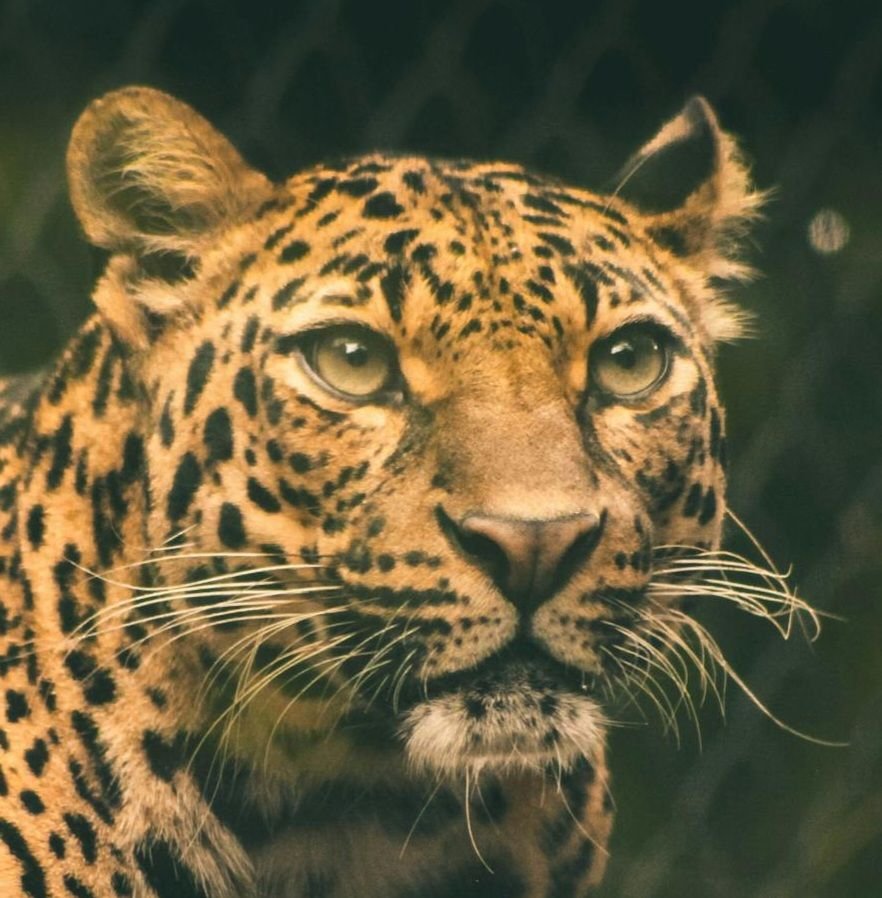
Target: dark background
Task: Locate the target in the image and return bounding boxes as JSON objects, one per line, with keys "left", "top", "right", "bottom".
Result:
{"left": 1, "top": 1, "right": 880, "bottom": 894}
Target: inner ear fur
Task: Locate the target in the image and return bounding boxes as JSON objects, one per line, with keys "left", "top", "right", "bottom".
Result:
{"left": 615, "top": 96, "right": 765, "bottom": 283}
{"left": 66, "top": 86, "right": 273, "bottom": 256}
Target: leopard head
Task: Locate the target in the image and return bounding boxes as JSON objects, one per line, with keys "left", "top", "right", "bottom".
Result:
{"left": 66, "top": 88, "right": 763, "bottom": 783}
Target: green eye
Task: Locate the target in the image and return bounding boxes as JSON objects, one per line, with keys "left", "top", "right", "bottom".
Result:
{"left": 304, "top": 326, "right": 397, "bottom": 400}
{"left": 591, "top": 326, "right": 670, "bottom": 397}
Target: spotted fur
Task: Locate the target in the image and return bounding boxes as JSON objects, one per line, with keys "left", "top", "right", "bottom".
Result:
{"left": 0, "top": 88, "right": 765, "bottom": 897}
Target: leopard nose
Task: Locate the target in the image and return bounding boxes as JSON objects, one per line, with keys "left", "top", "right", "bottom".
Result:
{"left": 444, "top": 510, "right": 604, "bottom": 613}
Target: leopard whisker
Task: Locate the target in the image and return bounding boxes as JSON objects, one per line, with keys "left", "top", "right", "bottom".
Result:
{"left": 649, "top": 606, "right": 846, "bottom": 746}
{"left": 202, "top": 629, "right": 357, "bottom": 772}
{"left": 604, "top": 637, "right": 685, "bottom": 740}
{"left": 464, "top": 766, "right": 493, "bottom": 873}
{"left": 650, "top": 539, "right": 823, "bottom": 642}
{"left": 399, "top": 777, "right": 444, "bottom": 859}
{"left": 68, "top": 576, "right": 341, "bottom": 643}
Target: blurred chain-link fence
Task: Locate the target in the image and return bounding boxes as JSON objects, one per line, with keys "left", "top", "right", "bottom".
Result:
{"left": 1, "top": 0, "right": 880, "bottom": 895}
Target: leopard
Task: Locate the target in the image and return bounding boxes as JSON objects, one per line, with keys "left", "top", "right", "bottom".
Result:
{"left": 0, "top": 86, "right": 788, "bottom": 898}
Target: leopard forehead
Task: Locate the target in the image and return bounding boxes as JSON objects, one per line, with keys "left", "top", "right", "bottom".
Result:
{"left": 192, "top": 155, "right": 696, "bottom": 358}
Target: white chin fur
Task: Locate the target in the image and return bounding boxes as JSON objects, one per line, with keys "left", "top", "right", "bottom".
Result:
{"left": 401, "top": 687, "right": 605, "bottom": 779}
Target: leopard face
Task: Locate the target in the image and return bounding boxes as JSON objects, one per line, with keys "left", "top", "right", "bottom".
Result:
{"left": 63, "top": 89, "right": 760, "bottom": 789}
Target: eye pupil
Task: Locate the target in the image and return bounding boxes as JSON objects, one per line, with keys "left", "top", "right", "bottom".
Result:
{"left": 339, "top": 340, "right": 370, "bottom": 368}
{"left": 610, "top": 340, "right": 638, "bottom": 370}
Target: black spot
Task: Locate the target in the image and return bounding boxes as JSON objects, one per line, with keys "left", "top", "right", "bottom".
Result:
{"left": 363, "top": 192, "right": 404, "bottom": 218}
{"left": 38, "top": 680, "right": 56, "bottom": 713}
{"left": 203, "top": 409, "right": 233, "bottom": 462}
{"left": 135, "top": 838, "right": 211, "bottom": 898}
{"left": 111, "top": 872, "right": 133, "bottom": 897}
{"left": 70, "top": 327, "right": 102, "bottom": 379}
{"left": 240, "top": 316, "right": 260, "bottom": 354}
{"left": 317, "top": 210, "right": 340, "bottom": 227}
{"left": 142, "top": 730, "right": 183, "bottom": 782}
{"left": 698, "top": 487, "right": 717, "bottom": 525}
{"left": 0, "top": 817, "right": 46, "bottom": 898}
{"left": 166, "top": 453, "right": 202, "bottom": 521}
{"left": 64, "top": 813, "right": 97, "bottom": 863}
{"left": 377, "top": 554, "right": 395, "bottom": 572}
{"left": 46, "top": 415, "right": 74, "bottom": 490}
{"left": 218, "top": 503, "right": 246, "bottom": 549}
{"left": 337, "top": 177, "right": 378, "bottom": 197}
{"left": 6, "top": 689, "right": 29, "bottom": 722}
{"left": 538, "top": 231, "right": 575, "bottom": 255}
{"left": 272, "top": 276, "right": 307, "bottom": 310}
{"left": 70, "top": 711, "right": 122, "bottom": 808}
{"left": 264, "top": 223, "right": 293, "bottom": 250}
{"left": 63, "top": 875, "right": 97, "bottom": 898}
{"left": 380, "top": 265, "right": 409, "bottom": 322}
{"left": 305, "top": 177, "right": 338, "bottom": 207}
{"left": 159, "top": 397, "right": 175, "bottom": 447}
{"left": 24, "top": 739, "right": 49, "bottom": 776}
{"left": 279, "top": 239, "right": 310, "bottom": 263}
{"left": 384, "top": 229, "right": 420, "bottom": 254}
{"left": 403, "top": 170, "right": 426, "bottom": 193}
{"left": 183, "top": 342, "right": 215, "bottom": 415}
{"left": 683, "top": 483, "right": 703, "bottom": 518}
{"left": 289, "top": 452, "right": 313, "bottom": 473}
{"left": 564, "top": 264, "right": 599, "bottom": 324}
{"left": 67, "top": 757, "right": 113, "bottom": 825}
{"left": 465, "top": 696, "right": 486, "bottom": 719}
{"left": 233, "top": 368, "right": 258, "bottom": 417}
{"left": 91, "top": 347, "right": 117, "bottom": 417}
{"left": 64, "top": 652, "right": 117, "bottom": 706}
{"left": 540, "top": 693, "right": 559, "bottom": 716}
{"left": 120, "top": 434, "right": 144, "bottom": 484}
{"left": 49, "top": 832, "right": 66, "bottom": 858}
{"left": 26, "top": 505, "right": 45, "bottom": 549}
{"left": 20, "top": 790, "right": 44, "bottom": 814}
{"left": 247, "top": 478, "right": 281, "bottom": 514}
{"left": 526, "top": 279, "right": 553, "bottom": 303}
{"left": 411, "top": 243, "right": 436, "bottom": 263}
{"left": 538, "top": 264, "right": 556, "bottom": 284}
{"left": 523, "top": 194, "right": 566, "bottom": 216}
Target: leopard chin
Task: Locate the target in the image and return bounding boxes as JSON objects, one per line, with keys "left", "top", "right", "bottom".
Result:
{"left": 400, "top": 644, "right": 606, "bottom": 778}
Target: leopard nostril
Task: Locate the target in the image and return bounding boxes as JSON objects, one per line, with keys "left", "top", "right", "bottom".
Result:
{"left": 439, "top": 507, "right": 604, "bottom": 613}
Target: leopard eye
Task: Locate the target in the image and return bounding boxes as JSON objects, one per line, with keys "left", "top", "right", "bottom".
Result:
{"left": 591, "top": 326, "right": 670, "bottom": 398}
{"left": 302, "top": 326, "right": 398, "bottom": 401}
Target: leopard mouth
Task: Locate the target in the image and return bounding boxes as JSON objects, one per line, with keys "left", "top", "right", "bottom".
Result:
{"left": 419, "top": 636, "right": 596, "bottom": 704}
{"left": 398, "top": 638, "right": 606, "bottom": 777}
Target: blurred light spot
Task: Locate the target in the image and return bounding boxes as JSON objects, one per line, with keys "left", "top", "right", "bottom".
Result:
{"left": 808, "top": 208, "right": 850, "bottom": 254}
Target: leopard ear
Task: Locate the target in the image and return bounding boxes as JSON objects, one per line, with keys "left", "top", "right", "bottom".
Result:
{"left": 67, "top": 86, "right": 273, "bottom": 348}
{"left": 67, "top": 86, "right": 272, "bottom": 256}
{"left": 614, "top": 97, "right": 764, "bottom": 285}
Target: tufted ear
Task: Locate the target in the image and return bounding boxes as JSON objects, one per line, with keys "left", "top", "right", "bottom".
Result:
{"left": 614, "top": 97, "right": 764, "bottom": 289}
{"left": 66, "top": 86, "right": 273, "bottom": 347}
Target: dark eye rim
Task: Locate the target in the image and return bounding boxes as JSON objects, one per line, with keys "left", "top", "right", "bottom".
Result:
{"left": 280, "top": 323, "right": 405, "bottom": 405}
{"left": 589, "top": 322, "right": 676, "bottom": 400}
